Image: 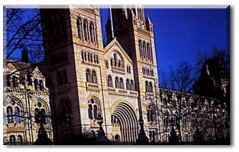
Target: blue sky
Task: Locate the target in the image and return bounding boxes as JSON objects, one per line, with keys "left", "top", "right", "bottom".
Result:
{"left": 7, "top": 7, "right": 229, "bottom": 84}
{"left": 100, "top": 7, "right": 230, "bottom": 81}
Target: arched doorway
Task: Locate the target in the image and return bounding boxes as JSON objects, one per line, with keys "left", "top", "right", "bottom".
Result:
{"left": 111, "top": 102, "right": 138, "bottom": 144}
{"left": 115, "top": 134, "right": 120, "bottom": 141}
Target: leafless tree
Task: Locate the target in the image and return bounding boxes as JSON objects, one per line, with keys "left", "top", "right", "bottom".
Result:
{"left": 3, "top": 8, "right": 44, "bottom": 78}
{"left": 3, "top": 8, "right": 43, "bottom": 64}
{"left": 169, "top": 61, "right": 195, "bottom": 93}
{"left": 160, "top": 90, "right": 194, "bottom": 143}
{"left": 158, "top": 61, "right": 195, "bottom": 142}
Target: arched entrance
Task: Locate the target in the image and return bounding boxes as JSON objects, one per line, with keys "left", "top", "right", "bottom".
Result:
{"left": 115, "top": 134, "right": 120, "bottom": 141}
{"left": 111, "top": 102, "right": 138, "bottom": 144}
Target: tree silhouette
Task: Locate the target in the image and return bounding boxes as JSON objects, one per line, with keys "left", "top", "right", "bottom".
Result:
{"left": 159, "top": 61, "right": 195, "bottom": 142}
{"left": 4, "top": 8, "right": 43, "bottom": 63}
{"left": 169, "top": 61, "right": 195, "bottom": 93}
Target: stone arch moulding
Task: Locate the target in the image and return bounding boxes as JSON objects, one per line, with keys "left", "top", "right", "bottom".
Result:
{"left": 110, "top": 99, "right": 138, "bottom": 117}
{"left": 4, "top": 94, "right": 24, "bottom": 108}
{"left": 112, "top": 50, "right": 125, "bottom": 65}
{"left": 86, "top": 94, "right": 102, "bottom": 108}
{"left": 110, "top": 101, "right": 139, "bottom": 143}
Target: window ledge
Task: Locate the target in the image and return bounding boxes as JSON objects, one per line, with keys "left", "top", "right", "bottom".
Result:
{"left": 146, "top": 92, "right": 154, "bottom": 96}
{"left": 108, "top": 87, "right": 138, "bottom": 98}
{"left": 86, "top": 82, "right": 99, "bottom": 92}
{"left": 111, "top": 66, "right": 125, "bottom": 74}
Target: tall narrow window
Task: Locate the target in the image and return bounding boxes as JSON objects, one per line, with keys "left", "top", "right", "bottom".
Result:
{"left": 92, "top": 70, "right": 97, "bottom": 83}
{"left": 147, "top": 43, "right": 152, "bottom": 60}
{"left": 12, "top": 75, "right": 18, "bottom": 87}
{"left": 88, "top": 98, "right": 101, "bottom": 120}
{"left": 14, "top": 107, "right": 20, "bottom": 123}
{"left": 142, "top": 67, "right": 146, "bottom": 75}
{"left": 39, "top": 80, "right": 44, "bottom": 91}
{"left": 93, "top": 55, "right": 97, "bottom": 63}
{"left": 107, "top": 75, "right": 113, "bottom": 87}
{"left": 83, "top": 19, "right": 88, "bottom": 41}
{"left": 147, "top": 108, "right": 151, "bottom": 122}
{"left": 113, "top": 53, "right": 117, "bottom": 66}
{"left": 81, "top": 51, "right": 84, "bottom": 61}
{"left": 105, "top": 60, "right": 109, "bottom": 69}
{"left": 130, "top": 80, "right": 135, "bottom": 90}
{"left": 86, "top": 69, "right": 92, "bottom": 83}
{"left": 7, "top": 75, "right": 11, "bottom": 86}
{"left": 120, "top": 78, "right": 124, "bottom": 89}
{"left": 77, "top": 17, "right": 83, "bottom": 39}
{"left": 87, "top": 53, "right": 90, "bottom": 62}
{"left": 110, "top": 58, "right": 113, "bottom": 66}
{"left": 84, "top": 52, "right": 87, "bottom": 61}
{"left": 34, "top": 79, "right": 38, "bottom": 90}
{"left": 89, "top": 22, "right": 94, "bottom": 43}
{"left": 139, "top": 40, "right": 142, "bottom": 57}
{"left": 17, "top": 135, "right": 23, "bottom": 145}
{"left": 126, "top": 79, "right": 130, "bottom": 90}
{"left": 151, "top": 107, "right": 157, "bottom": 122}
{"left": 10, "top": 135, "right": 16, "bottom": 145}
{"left": 150, "top": 69, "right": 154, "bottom": 76}
{"left": 115, "top": 77, "right": 119, "bottom": 88}
{"left": 34, "top": 108, "right": 40, "bottom": 123}
{"left": 88, "top": 105, "right": 93, "bottom": 119}
{"left": 118, "top": 60, "right": 122, "bottom": 68}
{"left": 93, "top": 105, "right": 98, "bottom": 119}
{"left": 21, "top": 76, "right": 25, "bottom": 85}
{"left": 145, "top": 81, "right": 149, "bottom": 92}
{"left": 143, "top": 41, "right": 146, "bottom": 59}
{"left": 41, "top": 109, "right": 46, "bottom": 124}
{"left": 149, "top": 81, "right": 153, "bottom": 92}
{"left": 7, "top": 106, "right": 13, "bottom": 123}
{"left": 146, "top": 43, "right": 150, "bottom": 59}
{"left": 95, "top": 55, "right": 98, "bottom": 63}
{"left": 147, "top": 105, "right": 157, "bottom": 122}
{"left": 146, "top": 69, "right": 150, "bottom": 76}
{"left": 90, "top": 53, "right": 93, "bottom": 63}
{"left": 94, "top": 26, "right": 98, "bottom": 45}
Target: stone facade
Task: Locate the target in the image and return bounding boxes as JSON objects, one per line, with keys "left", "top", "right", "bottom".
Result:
{"left": 40, "top": 7, "right": 160, "bottom": 144}
{"left": 160, "top": 89, "right": 229, "bottom": 143}
{"left": 3, "top": 60, "right": 53, "bottom": 144}
{"left": 40, "top": 6, "right": 229, "bottom": 144}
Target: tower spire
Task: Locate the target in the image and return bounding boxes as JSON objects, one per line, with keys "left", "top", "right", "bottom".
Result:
{"left": 109, "top": 6, "right": 114, "bottom": 38}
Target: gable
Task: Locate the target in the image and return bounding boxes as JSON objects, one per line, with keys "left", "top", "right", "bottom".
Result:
{"left": 5, "top": 62, "right": 17, "bottom": 73}
{"left": 104, "top": 38, "right": 133, "bottom": 64}
{"left": 31, "top": 67, "right": 44, "bottom": 79}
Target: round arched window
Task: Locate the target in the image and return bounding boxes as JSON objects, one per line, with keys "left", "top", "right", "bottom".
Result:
{"left": 88, "top": 98, "right": 101, "bottom": 120}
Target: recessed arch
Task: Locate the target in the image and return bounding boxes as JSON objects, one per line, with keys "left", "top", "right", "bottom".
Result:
{"left": 3, "top": 95, "right": 23, "bottom": 108}
{"left": 111, "top": 50, "right": 125, "bottom": 67}
{"left": 111, "top": 102, "right": 138, "bottom": 144}
{"left": 29, "top": 94, "right": 51, "bottom": 112}
{"left": 86, "top": 95, "right": 101, "bottom": 106}
{"left": 87, "top": 95, "right": 102, "bottom": 120}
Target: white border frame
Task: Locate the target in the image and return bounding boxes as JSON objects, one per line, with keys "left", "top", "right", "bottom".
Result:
{"left": 1, "top": 0, "right": 238, "bottom": 152}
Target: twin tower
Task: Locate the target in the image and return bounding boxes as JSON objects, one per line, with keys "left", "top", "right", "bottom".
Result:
{"left": 40, "top": 6, "right": 160, "bottom": 144}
